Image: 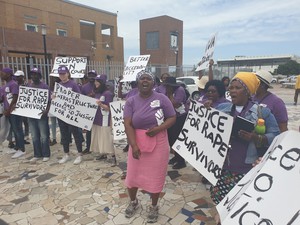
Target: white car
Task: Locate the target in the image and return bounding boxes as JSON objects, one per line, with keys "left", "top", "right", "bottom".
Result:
{"left": 176, "top": 76, "right": 200, "bottom": 99}
{"left": 278, "top": 76, "right": 297, "bottom": 84}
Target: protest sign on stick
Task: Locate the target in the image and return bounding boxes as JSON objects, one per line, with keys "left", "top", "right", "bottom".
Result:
{"left": 217, "top": 130, "right": 300, "bottom": 225}
{"left": 195, "top": 33, "right": 217, "bottom": 71}
{"left": 110, "top": 100, "right": 126, "bottom": 140}
{"left": 49, "top": 83, "right": 98, "bottom": 130}
{"left": 121, "top": 55, "right": 150, "bottom": 82}
{"left": 49, "top": 57, "right": 87, "bottom": 78}
{"left": 173, "top": 100, "right": 233, "bottom": 185}
{"left": 12, "top": 86, "right": 49, "bottom": 119}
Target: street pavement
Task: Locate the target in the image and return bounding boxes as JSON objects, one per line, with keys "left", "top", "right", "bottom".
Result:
{"left": 0, "top": 83, "right": 299, "bottom": 225}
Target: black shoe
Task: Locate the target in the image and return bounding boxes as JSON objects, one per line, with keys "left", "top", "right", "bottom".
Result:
{"left": 96, "top": 155, "right": 107, "bottom": 160}
{"left": 168, "top": 156, "right": 177, "bottom": 165}
{"left": 172, "top": 163, "right": 186, "bottom": 170}
{"left": 82, "top": 148, "right": 91, "bottom": 154}
{"left": 50, "top": 139, "right": 57, "bottom": 146}
{"left": 8, "top": 142, "right": 15, "bottom": 148}
{"left": 123, "top": 145, "right": 129, "bottom": 152}
{"left": 201, "top": 177, "right": 210, "bottom": 184}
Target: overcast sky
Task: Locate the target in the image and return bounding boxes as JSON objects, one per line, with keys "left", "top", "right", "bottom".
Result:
{"left": 73, "top": 0, "right": 300, "bottom": 65}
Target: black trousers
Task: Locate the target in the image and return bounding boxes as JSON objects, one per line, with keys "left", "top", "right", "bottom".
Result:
{"left": 168, "top": 114, "right": 187, "bottom": 165}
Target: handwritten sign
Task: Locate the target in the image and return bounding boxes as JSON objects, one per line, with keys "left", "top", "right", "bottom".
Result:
{"left": 217, "top": 130, "right": 300, "bottom": 225}
{"left": 173, "top": 100, "right": 233, "bottom": 185}
{"left": 12, "top": 86, "right": 49, "bottom": 119}
{"left": 114, "top": 77, "right": 132, "bottom": 100}
{"left": 49, "top": 83, "right": 98, "bottom": 130}
{"left": 195, "top": 33, "right": 217, "bottom": 71}
{"left": 122, "top": 55, "right": 150, "bottom": 82}
{"left": 49, "top": 57, "right": 87, "bottom": 78}
{"left": 110, "top": 100, "right": 126, "bottom": 140}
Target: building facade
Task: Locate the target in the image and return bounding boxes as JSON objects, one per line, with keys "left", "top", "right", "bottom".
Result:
{"left": 0, "top": 0, "right": 124, "bottom": 78}
{"left": 139, "top": 15, "right": 183, "bottom": 77}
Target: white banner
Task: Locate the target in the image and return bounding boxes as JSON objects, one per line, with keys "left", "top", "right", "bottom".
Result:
{"left": 122, "top": 55, "right": 150, "bottom": 82}
{"left": 12, "top": 86, "right": 49, "bottom": 119}
{"left": 173, "top": 100, "right": 233, "bottom": 185}
{"left": 217, "top": 130, "right": 300, "bottom": 225}
{"left": 49, "top": 57, "right": 87, "bottom": 78}
{"left": 49, "top": 83, "right": 98, "bottom": 130}
{"left": 110, "top": 100, "right": 126, "bottom": 140}
{"left": 114, "top": 77, "right": 132, "bottom": 100}
{"left": 195, "top": 33, "right": 217, "bottom": 71}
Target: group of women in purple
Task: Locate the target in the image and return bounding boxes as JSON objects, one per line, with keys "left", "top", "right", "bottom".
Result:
{"left": 0, "top": 66, "right": 116, "bottom": 166}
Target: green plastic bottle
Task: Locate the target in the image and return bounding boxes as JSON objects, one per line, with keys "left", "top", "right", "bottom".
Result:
{"left": 255, "top": 119, "right": 266, "bottom": 135}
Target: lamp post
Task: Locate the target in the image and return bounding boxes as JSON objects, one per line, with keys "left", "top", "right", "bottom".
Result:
{"left": 41, "top": 24, "right": 48, "bottom": 85}
{"left": 175, "top": 47, "right": 179, "bottom": 77}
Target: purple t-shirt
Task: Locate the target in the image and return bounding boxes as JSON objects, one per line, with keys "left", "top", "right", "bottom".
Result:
{"left": 155, "top": 85, "right": 187, "bottom": 116}
{"left": 81, "top": 82, "right": 94, "bottom": 96}
{"left": 93, "top": 90, "right": 113, "bottom": 126}
{"left": 124, "top": 92, "right": 176, "bottom": 130}
{"left": 253, "top": 92, "right": 288, "bottom": 124}
{"left": 126, "top": 88, "right": 139, "bottom": 99}
{"left": 3, "top": 80, "right": 19, "bottom": 110}
{"left": 59, "top": 80, "right": 81, "bottom": 94}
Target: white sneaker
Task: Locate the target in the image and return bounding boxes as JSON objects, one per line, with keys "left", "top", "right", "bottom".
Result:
{"left": 12, "top": 150, "right": 25, "bottom": 159}
{"left": 73, "top": 155, "right": 82, "bottom": 165}
{"left": 29, "top": 157, "right": 40, "bottom": 162}
{"left": 58, "top": 154, "right": 70, "bottom": 164}
{"left": 42, "top": 157, "right": 50, "bottom": 162}
{"left": 6, "top": 149, "right": 18, "bottom": 154}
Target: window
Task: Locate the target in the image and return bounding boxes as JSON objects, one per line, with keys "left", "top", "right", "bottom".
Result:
{"left": 25, "top": 23, "right": 38, "bottom": 32}
{"left": 146, "top": 32, "right": 159, "bottom": 49}
{"left": 57, "top": 29, "right": 67, "bottom": 37}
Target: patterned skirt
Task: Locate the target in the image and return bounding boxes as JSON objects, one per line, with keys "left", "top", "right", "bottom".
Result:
{"left": 210, "top": 169, "right": 244, "bottom": 205}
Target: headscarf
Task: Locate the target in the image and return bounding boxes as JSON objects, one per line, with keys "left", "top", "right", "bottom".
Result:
{"left": 136, "top": 70, "right": 155, "bottom": 82}
{"left": 231, "top": 72, "right": 260, "bottom": 96}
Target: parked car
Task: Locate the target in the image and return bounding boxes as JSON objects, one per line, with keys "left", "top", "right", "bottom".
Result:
{"left": 278, "top": 76, "right": 297, "bottom": 84}
{"left": 176, "top": 76, "right": 199, "bottom": 99}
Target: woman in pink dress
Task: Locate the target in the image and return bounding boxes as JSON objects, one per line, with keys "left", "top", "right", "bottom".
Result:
{"left": 123, "top": 71, "right": 176, "bottom": 223}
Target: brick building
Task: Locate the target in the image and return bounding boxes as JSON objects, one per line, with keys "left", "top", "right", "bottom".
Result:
{"left": 139, "top": 15, "right": 183, "bottom": 77}
{"left": 0, "top": 0, "right": 124, "bottom": 67}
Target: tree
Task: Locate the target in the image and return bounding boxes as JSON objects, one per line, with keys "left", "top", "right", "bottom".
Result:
{"left": 277, "top": 60, "right": 300, "bottom": 75}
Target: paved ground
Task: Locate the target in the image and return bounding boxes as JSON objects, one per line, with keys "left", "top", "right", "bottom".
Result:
{"left": 0, "top": 84, "right": 299, "bottom": 225}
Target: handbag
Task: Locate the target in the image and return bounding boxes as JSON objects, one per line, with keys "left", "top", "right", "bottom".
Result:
{"left": 135, "top": 129, "right": 156, "bottom": 152}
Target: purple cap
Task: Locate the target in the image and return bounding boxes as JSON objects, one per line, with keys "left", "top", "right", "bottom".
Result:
{"left": 58, "top": 66, "right": 69, "bottom": 74}
{"left": 1, "top": 68, "right": 13, "bottom": 75}
{"left": 95, "top": 74, "right": 107, "bottom": 82}
{"left": 30, "top": 67, "right": 41, "bottom": 75}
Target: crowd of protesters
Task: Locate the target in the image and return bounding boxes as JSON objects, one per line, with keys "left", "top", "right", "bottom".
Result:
{"left": 0, "top": 63, "right": 292, "bottom": 223}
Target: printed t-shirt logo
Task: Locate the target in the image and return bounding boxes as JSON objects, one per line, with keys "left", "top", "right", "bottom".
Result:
{"left": 150, "top": 100, "right": 160, "bottom": 108}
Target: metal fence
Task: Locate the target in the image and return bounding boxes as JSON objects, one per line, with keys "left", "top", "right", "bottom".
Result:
{"left": 1, "top": 56, "right": 233, "bottom": 83}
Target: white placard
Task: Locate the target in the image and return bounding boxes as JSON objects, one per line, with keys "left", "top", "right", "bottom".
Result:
{"left": 217, "top": 130, "right": 300, "bottom": 225}
{"left": 49, "top": 83, "right": 98, "bottom": 130}
{"left": 12, "top": 86, "right": 49, "bottom": 119}
{"left": 121, "top": 55, "right": 150, "bottom": 82}
{"left": 110, "top": 100, "right": 126, "bottom": 140}
{"left": 173, "top": 100, "right": 233, "bottom": 185}
{"left": 49, "top": 57, "right": 87, "bottom": 78}
{"left": 114, "top": 77, "right": 132, "bottom": 100}
{"left": 195, "top": 33, "right": 217, "bottom": 71}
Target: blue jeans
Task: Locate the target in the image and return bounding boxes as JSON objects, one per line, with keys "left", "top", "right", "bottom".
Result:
{"left": 8, "top": 114, "right": 24, "bottom": 151}
{"left": 28, "top": 117, "right": 50, "bottom": 157}
{"left": 57, "top": 119, "right": 82, "bottom": 153}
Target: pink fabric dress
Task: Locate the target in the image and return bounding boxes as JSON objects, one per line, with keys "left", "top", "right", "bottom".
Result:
{"left": 125, "top": 130, "right": 169, "bottom": 193}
